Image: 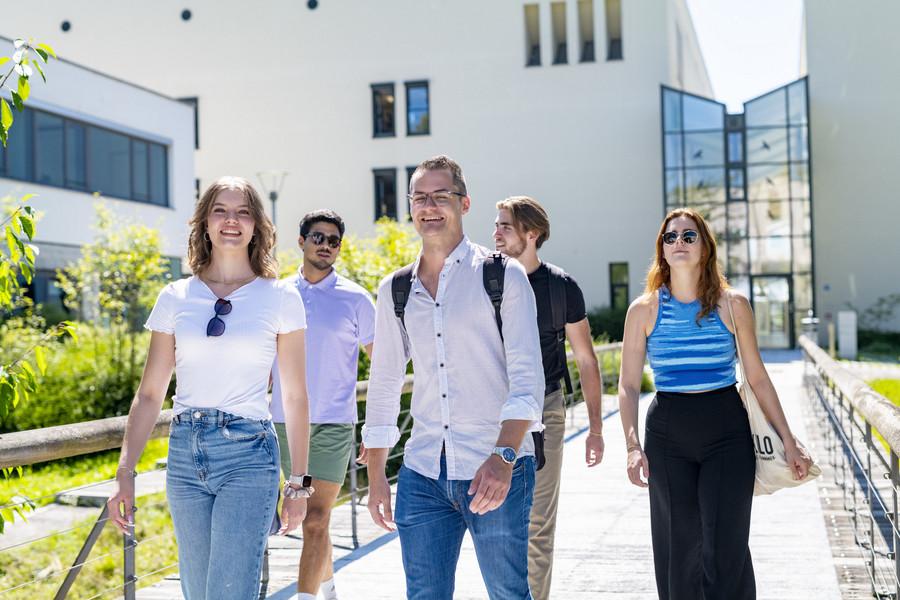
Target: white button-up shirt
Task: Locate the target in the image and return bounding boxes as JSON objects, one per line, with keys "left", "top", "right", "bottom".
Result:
{"left": 363, "top": 237, "right": 545, "bottom": 481}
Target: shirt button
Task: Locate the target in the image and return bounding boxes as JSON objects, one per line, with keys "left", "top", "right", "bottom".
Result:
{"left": 444, "top": 425, "right": 449, "bottom": 429}
{"left": 435, "top": 303, "right": 440, "bottom": 307}
{"left": 437, "top": 333, "right": 441, "bottom": 337}
{"left": 442, "top": 393, "right": 447, "bottom": 398}
{"left": 440, "top": 363, "right": 444, "bottom": 367}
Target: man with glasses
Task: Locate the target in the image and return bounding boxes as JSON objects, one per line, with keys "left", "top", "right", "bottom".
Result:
{"left": 494, "top": 196, "right": 605, "bottom": 600}
{"left": 364, "top": 155, "right": 545, "bottom": 599}
{"left": 271, "top": 209, "right": 375, "bottom": 600}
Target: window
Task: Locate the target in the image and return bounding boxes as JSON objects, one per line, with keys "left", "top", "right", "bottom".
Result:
{"left": 609, "top": 262, "right": 629, "bottom": 310}
{"left": 0, "top": 106, "right": 169, "bottom": 205}
{"left": 373, "top": 168, "right": 397, "bottom": 220}
{"left": 371, "top": 83, "right": 395, "bottom": 137}
{"left": 605, "top": 0, "right": 623, "bottom": 60}
{"left": 88, "top": 127, "right": 132, "bottom": 199}
{"left": 405, "top": 81, "right": 430, "bottom": 136}
{"left": 524, "top": 4, "right": 541, "bottom": 67}
{"left": 406, "top": 166, "right": 417, "bottom": 221}
{"left": 178, "top": 97, "right": 199, "bottom": 149}
{"left": 551, "top": 2, "right": 568, "bottom": 65}
{"left": 578, "top": 0, "right": 595, "bottom": 62}
{"left": 728, "top": 132, "right": 743, "bottom": 163}
{"left": 65, "top": 121, "right": 87, "bottom": 189}
{"left": 34, "top": 112, "right": 64, "bottom": 187}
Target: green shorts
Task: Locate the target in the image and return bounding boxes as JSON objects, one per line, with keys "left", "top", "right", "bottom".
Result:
{"left": 274, "top": 422, "right": 354, "bottom": 485}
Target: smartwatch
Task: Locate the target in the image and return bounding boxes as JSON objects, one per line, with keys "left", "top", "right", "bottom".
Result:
{"left": 492, "top": 446, "right": 517, "bottom": 465}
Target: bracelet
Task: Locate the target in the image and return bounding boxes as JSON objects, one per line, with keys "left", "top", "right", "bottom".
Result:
{"left": 282, "top": 481, "right": 315, "bottom": 499}
{"left": 626, "top": 444, "right": 642, "bottom": 453}
{"left": 588, "top": 430, "right": 603, "bottom": 437}
{"left": 117, "top": 466, "right": 137, "bottom": 478}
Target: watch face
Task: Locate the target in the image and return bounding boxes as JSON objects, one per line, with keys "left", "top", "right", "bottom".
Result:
{"left": 501, "top": 448, "right": 517, "bottom": 463}
{"left": 302, "top": 474, "right": 313, "bottom": 488}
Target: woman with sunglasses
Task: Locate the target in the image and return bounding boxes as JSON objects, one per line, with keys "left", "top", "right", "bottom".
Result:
{"left": 107, "top": 176, "right": 312, "bottom": 599}
{"left": 618, "top": 207, "right": 812, "bottom": 599}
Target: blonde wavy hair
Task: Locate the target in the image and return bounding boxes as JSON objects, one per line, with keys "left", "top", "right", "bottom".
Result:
{"left": 187, "top": 176, "right": 278, "bottom": 278}
{"left": 644, "top": 207, "right": 729, "bottom": 321}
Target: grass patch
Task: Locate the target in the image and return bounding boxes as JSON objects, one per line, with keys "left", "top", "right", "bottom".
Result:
{"left": 0, "top": 491, "right": 177, "bottom": 599}
{"left": 871, "top": 379, "right": 900, "bottom": 406}
{"left": 2, "top": 438, "right": 169, "bottom": 510}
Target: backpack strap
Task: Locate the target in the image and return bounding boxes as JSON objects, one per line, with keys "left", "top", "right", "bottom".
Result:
{"left": 545, "top": 263, "right": 574, "bottom": 395}
{"left": 391, "top": 263, "right": 416, "bottom": 333}
{"left": 482, "top": 253, "right": 507, "bottom": 341}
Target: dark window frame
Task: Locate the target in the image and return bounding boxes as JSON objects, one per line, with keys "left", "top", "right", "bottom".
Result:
{"left": 373, "top": 168, "right": 398, "bottom": 221}
{"left": 405, "top": 80, "right": 430, "bottom": 136}
{"left": 0, "top": 105, "right": 171, "bottom": 207}
{"left": 609, "top": 262, "right": 629, "bottom": 310}
{"left": 371, "top": 83, "right": 396, "bottom": 138}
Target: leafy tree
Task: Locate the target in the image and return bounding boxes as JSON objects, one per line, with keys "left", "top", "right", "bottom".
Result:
{"left": 0, "top": 37, "right": 66, "bottom": 532}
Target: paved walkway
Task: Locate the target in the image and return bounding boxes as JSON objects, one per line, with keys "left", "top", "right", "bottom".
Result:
{"left": 142, "top": 356, "right": 841, "bottom": 598}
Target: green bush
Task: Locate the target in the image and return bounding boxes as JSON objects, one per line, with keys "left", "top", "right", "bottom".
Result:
{"left": 1, "top": 325, "right": 173, "bottom": 433}
{"left": 587, "top": 306, "right": 627, "bottom": 342}
{"left": 858, "top": 329, "right": 900, "bottom": 361}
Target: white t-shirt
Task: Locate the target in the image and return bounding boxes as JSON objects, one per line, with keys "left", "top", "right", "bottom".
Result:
{"left": 145, "top": 275, "right": 307, "bottom": 420}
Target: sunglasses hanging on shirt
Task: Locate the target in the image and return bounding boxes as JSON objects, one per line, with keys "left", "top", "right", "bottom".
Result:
{"left": 206, "top": 298, "right": 232, "bottom": 337}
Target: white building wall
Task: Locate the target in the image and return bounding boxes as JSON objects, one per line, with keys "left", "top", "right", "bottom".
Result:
{"left": 0, "top": 44, "right": 195, "bottom": 267}
{"left": 804, "top": 0, "right": 900, "bottom": 332}
{"left": 666, "top": 0, "right": 714, "bottom": 97}
{"left": 2, "top": 0, "right": 707, "bottom": 310}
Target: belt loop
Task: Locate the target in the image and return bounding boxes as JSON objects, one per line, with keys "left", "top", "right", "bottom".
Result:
{"left": 217, "top": 410, "right": 226, "bottom": 427}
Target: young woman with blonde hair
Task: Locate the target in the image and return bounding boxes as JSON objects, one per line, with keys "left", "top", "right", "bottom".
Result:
{"left": 618, "top": 207, "right": 812, "bottom": 599}
{"left": 107, "top": 176, "right": 312, "bottom": 599}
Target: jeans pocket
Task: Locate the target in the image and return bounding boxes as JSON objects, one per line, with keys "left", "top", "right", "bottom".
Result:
{"left": 222, "top": 418, "right": 268, "bottom": 442}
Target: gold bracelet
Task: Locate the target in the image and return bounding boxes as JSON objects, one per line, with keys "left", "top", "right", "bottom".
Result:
{"left": 626, "top": 444, "right": 642, "bottom": 453}
{"left": 588, "top": 430, "right": 603, "bottom": 437}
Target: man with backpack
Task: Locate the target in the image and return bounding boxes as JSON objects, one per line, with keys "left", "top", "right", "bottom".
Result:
{"left": 363, "top": 155, "right": 545, "bottom": 599}
{"left": 494, "top": 196, "right": 605, "bottom": 600}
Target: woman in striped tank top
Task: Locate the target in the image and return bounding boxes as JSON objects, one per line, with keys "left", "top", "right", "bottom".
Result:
{"left": 618, "top": 208, "right": 812, "bottom": 600}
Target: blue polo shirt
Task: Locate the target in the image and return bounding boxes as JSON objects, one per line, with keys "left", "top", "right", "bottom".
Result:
{"left": 271, "top": 269, "right": 376, "bottom": 424}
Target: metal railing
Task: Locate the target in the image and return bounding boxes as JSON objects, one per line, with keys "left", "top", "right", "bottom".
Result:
{"left": 801, "top": 334, "right": 900, "bottom": 599}
{"left": 0, "top": 342, "right": 622, "bottom": 598}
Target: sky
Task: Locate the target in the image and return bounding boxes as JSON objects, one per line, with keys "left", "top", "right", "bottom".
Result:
{"left": 685, "top": 0, "right": 805, "bottom": 112}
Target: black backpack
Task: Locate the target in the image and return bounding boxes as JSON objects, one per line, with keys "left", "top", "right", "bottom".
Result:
{"left": 390, "top": 253, "right": 572, "bottom": 471}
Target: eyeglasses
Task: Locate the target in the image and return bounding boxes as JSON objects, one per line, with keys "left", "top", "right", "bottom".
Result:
{"left": 662, "top": 230, "right": 699, "bottom": 245}
{"left": 306, "top": 231, "right": 342, "bottom": 249}
{"left": 407, "top": 190, "right": 466, "bottom": 207}
{"left": 206, "top": 298, "right": 232, "bottom": 337}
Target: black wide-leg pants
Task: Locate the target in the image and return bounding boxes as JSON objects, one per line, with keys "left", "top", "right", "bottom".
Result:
{"left": 644, "top": 385, "right": 757, "bottom": 600}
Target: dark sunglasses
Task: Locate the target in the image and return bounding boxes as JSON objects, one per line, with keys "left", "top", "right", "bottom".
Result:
{"left": 306, "top": 231, "right": 342, "bottom": 249}
{"left": 206, "top": 298, "right": 232, "bottom": 337}
{"left": 662, "top": 230, "right": 699, "bottom": 245}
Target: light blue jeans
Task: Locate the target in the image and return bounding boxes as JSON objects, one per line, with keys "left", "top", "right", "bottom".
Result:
{"left": 395, "top": 454, "right": 536, "bottom": 600}
{"left": 166, "top": 409, "right": 280, "bottom": 600}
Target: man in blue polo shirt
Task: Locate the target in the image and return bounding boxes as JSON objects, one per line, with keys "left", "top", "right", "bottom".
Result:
{"left": 271, "top": 209, "right": 375, "bottom": 600}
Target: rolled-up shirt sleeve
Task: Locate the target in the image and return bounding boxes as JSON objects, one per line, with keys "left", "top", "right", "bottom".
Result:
{"left": 497, "top": 259, "right": 545, "bottom": 425}
{"left": 362, "top": 275, "right": 409, "bottom": 449}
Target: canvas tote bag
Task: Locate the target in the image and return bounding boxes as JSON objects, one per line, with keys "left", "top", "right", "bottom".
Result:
{"left": 726, "top": 296, "right": 821, "bottom": 495}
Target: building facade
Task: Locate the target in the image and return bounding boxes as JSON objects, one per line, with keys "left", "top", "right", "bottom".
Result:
{"left": 0, "top": 35, "right": 195, "bottom": 309}
{"left": 1, "top": 0, "right": 712, "bottom": 316}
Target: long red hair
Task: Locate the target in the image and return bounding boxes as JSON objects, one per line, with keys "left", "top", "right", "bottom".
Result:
{"left": 644, "top": 208, "right": 729, "bottom": 321}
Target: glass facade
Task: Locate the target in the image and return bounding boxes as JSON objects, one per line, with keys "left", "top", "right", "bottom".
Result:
{"left": 660, "top": 78, "right": 813, "bottom": 348}
{"left": 0, "top": 106, "right": 169, "bottom": 206}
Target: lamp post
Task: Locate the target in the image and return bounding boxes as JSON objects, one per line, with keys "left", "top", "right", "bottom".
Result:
{"left": 256, "top": 170, "right": 289, "bottom": 229}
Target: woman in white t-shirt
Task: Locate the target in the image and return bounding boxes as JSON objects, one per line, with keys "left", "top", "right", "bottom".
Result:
{"left": 107, "top": 176, "right": 312, "bottom": 600}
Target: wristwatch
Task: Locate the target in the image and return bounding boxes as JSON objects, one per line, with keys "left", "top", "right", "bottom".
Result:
{"left": 492, "top": 446, "right": 517, "bottom": 465}
{"left": 283, "top": 474, "right": 315, "bottom": 499}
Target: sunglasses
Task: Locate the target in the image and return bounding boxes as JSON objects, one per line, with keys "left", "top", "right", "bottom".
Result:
{"left": 206, "top": 298, "right": 232, "bottom": 337}
{"left": 662, "top": 230, "right": 699, "bottom": 245}
{"left": 306, "top": 231, "right": 342, "bottom": 249}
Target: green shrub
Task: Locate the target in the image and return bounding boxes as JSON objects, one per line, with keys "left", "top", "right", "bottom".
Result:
{"left": 587, "top": 306, "right": 627, "bottom": 342}
{"left": 858, "top": 329, "right": 900, "bottom": 361}
{"left": 1, "top": 325, "right": 173, "bottom": 432}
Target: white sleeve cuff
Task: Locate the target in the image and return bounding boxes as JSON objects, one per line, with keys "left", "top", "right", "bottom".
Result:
{"left": 498, "top": 395, "right": 542, "bottom": 425}
{"left": 361, "top": 424, "right": 401, "bottom": 449}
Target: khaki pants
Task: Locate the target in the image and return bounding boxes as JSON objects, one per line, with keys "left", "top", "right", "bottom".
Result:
{"left": 527, "top": 388, "right": 566, "bottom": 600}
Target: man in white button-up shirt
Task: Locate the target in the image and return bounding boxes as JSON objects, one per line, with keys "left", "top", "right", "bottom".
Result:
{"left": 363, "top": 155, "right": 544, "bottom": 599}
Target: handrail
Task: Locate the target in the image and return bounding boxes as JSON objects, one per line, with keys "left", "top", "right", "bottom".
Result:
{"left": 800, "top": 335, "right": 900, "bottom": 452}
{"left": 0, "top": 343, "right": 621, "bottom": 470}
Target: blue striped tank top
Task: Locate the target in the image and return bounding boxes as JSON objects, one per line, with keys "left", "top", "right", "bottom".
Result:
{"left": 646, "top": 286, "right": 737, "bottom": 392}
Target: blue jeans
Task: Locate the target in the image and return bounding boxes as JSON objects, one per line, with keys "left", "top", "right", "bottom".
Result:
{"left": 395, "top": 455, "right": 536, "bottom": 600}
{"left": 166, "top": 409, "right": 280, "bottom": 600}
